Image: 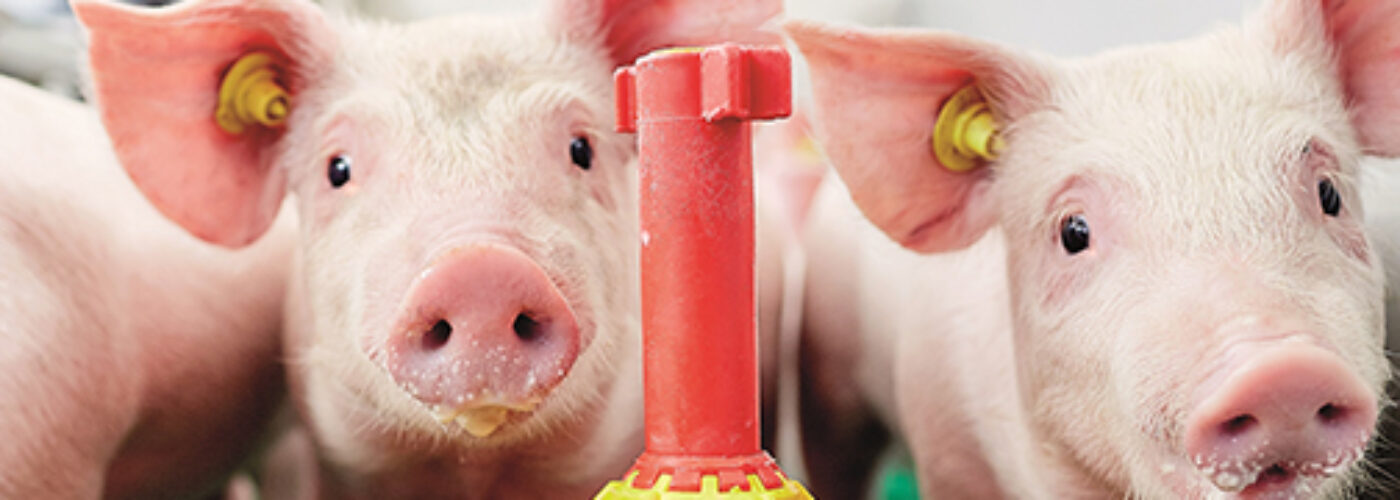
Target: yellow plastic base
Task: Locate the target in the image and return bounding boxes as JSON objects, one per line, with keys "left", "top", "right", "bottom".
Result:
{"left": 595, "top": 472, "right": 813, "bottom": 500}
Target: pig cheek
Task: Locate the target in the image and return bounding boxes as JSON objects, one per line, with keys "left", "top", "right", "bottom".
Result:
{"left": 293, "top": 198, "right": 410, "bottom": 364}
{"left": 356, "top": 233, "right": 434, "bottom": 364}
{"left": 584, "top": 135, "right": 636, "bottom": 212}
{"left": 1328, "top": 219, "right": 1371, "bottom": 264}
{"left": 1012, "top": 242, "right": 1167, "bottom": 459}
{"left": 1034, "top": 255, "right": 1094, "bottom": 310}
{"left": 556, "top": 220, "right": 627, "bottom": 353}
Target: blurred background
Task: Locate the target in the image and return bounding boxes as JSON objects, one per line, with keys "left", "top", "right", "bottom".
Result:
{"left": 0, "top": 0, "right": 1264, "bottom": 99}
{"left": 6, "top": 0, "right": 1400, "bottom": 497}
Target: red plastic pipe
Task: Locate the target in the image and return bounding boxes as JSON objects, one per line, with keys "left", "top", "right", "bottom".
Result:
{"left": 612, "top": 44, "right": 792, "bottom": 492}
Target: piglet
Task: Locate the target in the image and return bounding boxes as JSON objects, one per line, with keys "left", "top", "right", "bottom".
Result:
{"left": 72, "top": 0, "right": 779, "bottom": 497}
{"left": 788, "top": 0, "right": 1395, "bottom": 497}
{"left": 0, "top": 75, "right": 293, "bottom": 498}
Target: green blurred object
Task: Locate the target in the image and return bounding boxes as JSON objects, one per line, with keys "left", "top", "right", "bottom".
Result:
{"left": 875, "top": 455, "right": 919, "bottom": 500}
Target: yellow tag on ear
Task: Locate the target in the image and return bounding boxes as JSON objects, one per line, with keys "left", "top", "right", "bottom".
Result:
{"left": 216, "top": 52, "right": 290, "bottom": 135}
{"left": 932, "top": 84, "right": 1003, "bottom": 172}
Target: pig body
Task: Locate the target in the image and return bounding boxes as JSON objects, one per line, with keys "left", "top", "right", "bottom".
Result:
{"left": 801, "top": 179, "right": 1049, "bottom": 498}
{"left": 73, "top": 0, "right": 780, "bottom": 497}
{"left": 0, "top": 75, "right": 292, "bottom": 498}
{"left": 790, "top": 0, "right": 1398, "bottom": 498}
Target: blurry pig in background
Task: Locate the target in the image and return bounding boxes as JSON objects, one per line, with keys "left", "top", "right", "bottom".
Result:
{"left": 0, "top": 76, "right": 293, "bottom": 497}
{"left": 788, "top": 0, "right": 1397, "bottom": 497}
{"left": 72, "top": 0, "right": 778, "bottom": 497}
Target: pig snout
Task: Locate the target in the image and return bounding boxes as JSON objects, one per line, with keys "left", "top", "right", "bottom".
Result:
{"left": 1182, "top": 339, "right": 1376, "bottom": 495}
{"left": 380, "top": 244, "right": 581, "bottom": 438}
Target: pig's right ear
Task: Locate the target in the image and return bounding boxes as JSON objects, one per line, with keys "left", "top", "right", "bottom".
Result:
{"left": 786, "top": 21, "right": 1051, "bottom": 253}
{"left": 72, "top": 0, "right": 334, "bottom": 247}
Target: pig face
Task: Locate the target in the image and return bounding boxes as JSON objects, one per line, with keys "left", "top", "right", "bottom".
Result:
{"left": 995, "top": 36, "right": 1387, "bottom": 498}
{"left": 281, "top": 17, "right": 638, "bottom": 447}
{"left": 790, "top": 0, "right": 1396, "bottom": 496}
{"left": 74, "top": 0, "right": 779, "bottom": 463}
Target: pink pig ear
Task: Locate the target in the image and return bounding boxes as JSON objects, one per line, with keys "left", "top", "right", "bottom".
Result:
{"left": 786, "top": 21, "right": 1051, "bottom": 253}
{"left": 1264, "top": 0, "right": 1400, "bottom": 156}
{"left": 72, "top": 0, "right": 334, "bottom": 247}
{"left": 547, "top": 0, "right": 782, "bottom": 67}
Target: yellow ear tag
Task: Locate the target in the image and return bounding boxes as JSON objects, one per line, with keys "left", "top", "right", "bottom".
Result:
{"left": 932, "top": 84, "right": 1003, "bottom": 172}
{"left": 216, "top": 52, "right": 290, "bottom": 135}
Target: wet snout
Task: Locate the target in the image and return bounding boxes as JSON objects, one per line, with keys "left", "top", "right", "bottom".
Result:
{"left": 380, "top": 244, "right": 580, "bottom": 437}
{"left": 1183, "top": 339, "right": 1377, "bottom": 496}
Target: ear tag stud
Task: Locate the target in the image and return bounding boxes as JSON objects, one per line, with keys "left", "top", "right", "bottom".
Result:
{"left": 932, "top": 84, "right": 1003, "bottom": 172}
{"left": 216, "top": 52, "right": 290, "bottom": 135}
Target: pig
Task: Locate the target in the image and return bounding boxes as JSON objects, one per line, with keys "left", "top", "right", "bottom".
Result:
{"left": 786, "top": 0, "right": 1398, "bottom": 497}
{"left": 0, "top": 75, "right": 293, "bottom": 498}
{"left": 752, "top": 114, "right": 830, "bottom": 465}
{"left": 71, "top": 0, "right": 780, "bottom": 497}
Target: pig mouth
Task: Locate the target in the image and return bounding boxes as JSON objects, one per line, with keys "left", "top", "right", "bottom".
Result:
{"left": 1185, "top": 456, "right": 1357, "bottom": 499}
{"left": 428, "top": 395, "right": 544, "bottom": 438}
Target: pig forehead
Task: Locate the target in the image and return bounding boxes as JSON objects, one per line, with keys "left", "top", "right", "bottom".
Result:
{"left": 334, "top": 16, "right": 614, "bottom": 118}
{"left": 1009, "top": 32, "right": 1355, "bottom": 196}
{"left": 991, "top": 32, "right": 1367, "bottom": 246}
{"left": 1049, "top": 30, "right": 1350, "bottom": 157}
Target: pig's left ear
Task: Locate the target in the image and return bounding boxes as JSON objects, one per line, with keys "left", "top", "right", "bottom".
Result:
{"left": 72, "top": 0, "right": 335, "bottom": 247}
{"left": 546, "top": 0, "right": 782, "bottom": 67}
{"left": 1264, "top": 0, "right": 1400, "bottom": 156}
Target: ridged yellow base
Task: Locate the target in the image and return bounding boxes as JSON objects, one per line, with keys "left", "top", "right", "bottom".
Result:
{"left": 594, "top": 472, "right": 813, "bottom": 500}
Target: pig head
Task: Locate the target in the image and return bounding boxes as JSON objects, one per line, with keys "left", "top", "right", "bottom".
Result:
{"left": 789, "top": 0, "right": 1396, "bottom": 496}
{"left": 73, "top": 0, "right": 778, "bottom": 495}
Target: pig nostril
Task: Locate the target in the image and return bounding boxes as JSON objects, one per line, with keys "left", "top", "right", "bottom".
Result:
{"left": 1221, "top": 414, "right": 1257, "bottom": 436}
{"left": 1317, "top": 403, "right": 1345, "bottom": 424}
{"left": 423, "top": 320, "right": 452, "bottom": 350}
{"left": 513, "top": 313, "right": 541, "bottom": 342}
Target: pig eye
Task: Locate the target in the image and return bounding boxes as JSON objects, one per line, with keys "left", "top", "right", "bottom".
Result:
{"left": 1318, "top": 179, "right": 1341, "bottom": 216}
{"left": 569, "top": 136, "right": 593, "bottom": 170}
{"left": 328, "top": 155, "right": 352, "bottom": 188}
{"left": 1060, "top": 214, "right": 1091, "bottom": 255}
